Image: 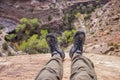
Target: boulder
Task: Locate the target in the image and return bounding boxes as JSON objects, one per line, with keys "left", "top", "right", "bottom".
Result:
{"left": 85, "top": 43, "right": 111, "bottom": 54}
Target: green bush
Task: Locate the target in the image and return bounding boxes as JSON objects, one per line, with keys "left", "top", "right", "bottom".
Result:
{"left": 72, "top": 9, "right": 78, "bottom": 16}
{"left": 19, "top": 34, "right": 48, "bottom": 54}
{"left": 15, "top": 18, "right": 40, "bottom": 41}
{"left": 84, "top": 14, "right": 91, "bottom": 20}
{"left": 63, "top": 29, "right": 76, "bottom": 43}
{"left": 63, "top": 11, "right": 77, "bottom": 30}
{"left": 2, "top": 42, "right": 8, "bottom": 50}
{"left": 17, "top": 18, "right": 40, "bottom": 33}
{"left": 16, "top": 24, "right": 26, "bottom": 32}
{"left": 5, "top": 34, "right": 16, "bottom": 41}
{"left": 75, "top": 13, "right": 81, "bottom": 18}
{"left": 36, "top": 38, "right": 48, "bottom": 53}
{"left": 40, "top": 29, "right": 48, "bottom": 38}
{"left": 58, "top": 29, "right": 77, "bottom": 47}
{"left": 20, "top": 18, "right": 29, "bottom": 24}
{"left": 29, "top": 18, "right": 40, "bottom": 28}
{"left": 80, "top": 6, "right": 86, "bottom": 14}
{"left": 48, "top": 15, "right": 52, "bottom": 21}
{"left": 5, "top": 18, "right": 50, "bottom": 54}
{"left": 25, "top": 30, "right": 30, "bottom": 35}
{"left": 0, "top": 25, "right": 3, "bottom": 30}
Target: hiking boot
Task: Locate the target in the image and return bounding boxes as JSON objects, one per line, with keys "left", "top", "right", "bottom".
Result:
{"left": 69, "top": 31, "right": 85, "bottom": 58}
{"left": 46, "top": 33, "right": 65, "bottom": 59}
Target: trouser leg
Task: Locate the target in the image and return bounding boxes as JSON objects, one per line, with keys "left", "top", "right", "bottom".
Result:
{"left": 35, "top": 54, "right": 63, "bottom": 80}
{"left": 70, "top": 53, "right": 97, "bottom": 80}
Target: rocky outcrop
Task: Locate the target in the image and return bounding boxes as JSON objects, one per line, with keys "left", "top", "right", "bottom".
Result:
{"left": 0, "top": 0, "right": 109, "bottom": 33}
{"left": 86, "top": 0, "right": 120, "bottom": 56}
{"left": 88, "top": 0, "right": 120, "bottom": 43}
{"left": 0, "top": 18, "right": 17, "bottom": 33}
{"left": 0, "top": 30, "right": 17, "bottom": 56}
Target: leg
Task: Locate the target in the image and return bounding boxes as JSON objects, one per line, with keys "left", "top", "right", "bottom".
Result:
{"left": 70, "top": 54, "right": 97, "bottom": 80}
{"left": 69, "top": 31, "right": 97, "bottom": 80}
{"left": 35, "top": 54, "right": 63, "bottom": 80}
{"left": 35, "top": 33, "right": 65, "bottom": 80}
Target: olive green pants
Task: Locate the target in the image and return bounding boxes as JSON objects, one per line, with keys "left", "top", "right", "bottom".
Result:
{"left": 35, "top": 53, "right": 97, "bottom": 80}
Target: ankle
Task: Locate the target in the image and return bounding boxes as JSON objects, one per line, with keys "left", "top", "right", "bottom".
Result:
{"left": 76, "top": 50, "right": 83, "bottom": 54}
{"left": 52, "top": 51, "right": 65, "bottom": 59}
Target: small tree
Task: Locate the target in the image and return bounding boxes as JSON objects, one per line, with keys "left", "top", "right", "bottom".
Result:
{"left": 15, "top": 18, "right": 40, "bottom": 41}
{"left": 5, "top": 34, "right": 16, "bottom": 41}
{"left": 2, "top": 42, "right": 8, "bottom": 50}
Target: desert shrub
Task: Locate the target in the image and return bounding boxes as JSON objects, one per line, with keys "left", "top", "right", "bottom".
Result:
{"left": 0, "top": 31, "right": 2, "bottom": 34}
{"left": 25, "top": 30, "right": 30, "bottom": 35}
{"left": 63, "top": 14, "right": 69, "bottom": 29}
{"left": 58, "top": 29, "right": 77, "bottom": 47}
{"left": 19, "top": 34, "right": 48, "bottom": 54}
{"left": 0, "top": 25, "right": 3, "bottom": 30}
{"left": 18, "top": 18, "right": 39, "bottom": 32}
{"left": 20, "top": 18, "right": 29, "bottom": 24}
{"left": 86, "top": 4, "right": 94, "bottom": 14}
{"left": 16, "top": 24, "right": 26, "bottom": 32}
{"left": 108, "top": 42, "right": 114, "bottom": 46}
{"left": 5, "top": 34, "right": 16, "bottom": 41}
{"left": 40, "top": 29, "right": 48, "bottom": 38}
{"left": 5, "top": 18, "right": 50, "bottom": 54}
{"left": 91, "top": 6, "right": 96, "bottom": 12}
{"left": 75, "top": 13, "right": 81, "bottom": 18}
{"left": 80, "top": 6, "right": 86, "bottom": 14}
{"left": 108, "top": 42, "right": 119, "bottom": 49}
{"left": 95, "top": 0, "right": 99, "bottom": 2}
{"left": 72, "top": 9, "right": 78, "bottom": 16}
{"left": 2, "top": 42, "right": 8, "bottom": 50}
{"left": 15, "top": 18, "right": 40, "bottom": 41}
{"left": 63, "top": 29, "right": 76, "bottom": 43}
{"left": 27, "top": 49, "right": 38, "bottom": 54}
{"left": 48, "top": 15, "right": 52, "bottom": 21}
{"left": 29, "top": 18, "right": 40, "bottom": 28}
{"left": 84, "top": 14, "right": 91, "bottom": 20}
{"left": 63, "top": 10, "right": 78, "bottom": 30}
{"left": 114, "top": 44, "right": 119, "bottom": 49}
{"left": 36, "top": 38, "right": 48, "bottom": 53}
{"left": 8, "top": 51, "right": 14, "bottom": 56}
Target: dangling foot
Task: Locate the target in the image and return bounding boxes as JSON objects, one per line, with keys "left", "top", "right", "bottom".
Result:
{"left": 46, "top": 33, "right": 65, "bottom": 59}
{"left": 69, "top": 31, "right": 85, "bottom": 58}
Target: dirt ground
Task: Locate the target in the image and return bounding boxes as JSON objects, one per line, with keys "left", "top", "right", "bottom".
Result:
{"left": 0, "top": 53, "right": 120, "bottom": 80}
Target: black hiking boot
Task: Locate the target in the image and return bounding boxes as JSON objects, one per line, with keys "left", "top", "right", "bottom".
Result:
{"left": 69, "top": 31, "right": 85, "bottom": 58}
{"left": 46, "top": 33, "right": 65, "bottom": 59}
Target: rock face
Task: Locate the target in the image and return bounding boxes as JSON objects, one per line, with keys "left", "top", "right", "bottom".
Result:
{"left": 1, "top": 0, "right": 115, "bottom": 56}
{"left": 0, "top": 30, "right": 18, "bottom": 57}
{"left": 0, "top": 18, "right": 17, "bottom": 33}
{"left": 86, "top": 0, "right": 120, "bottom": 56}
{"left": 0, "top": 0, "right": 109, "bottom": 33}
